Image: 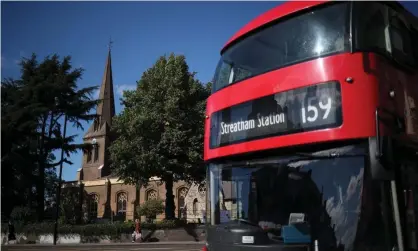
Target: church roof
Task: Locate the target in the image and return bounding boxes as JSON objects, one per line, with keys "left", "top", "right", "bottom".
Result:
{"left": 96, "top": 48, "right": 116, "bottom": 126}
{"left": 83, "top": 45, "right": 116, "bottom": 139}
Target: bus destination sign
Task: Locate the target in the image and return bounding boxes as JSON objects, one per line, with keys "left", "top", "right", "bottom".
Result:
{"left": 209, "top": 81, "right": 343, "bottom": 148}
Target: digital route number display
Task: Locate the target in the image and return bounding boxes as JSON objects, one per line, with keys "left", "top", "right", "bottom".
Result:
{"left": 209, "top": 81, "right": 343, "bottom": 148}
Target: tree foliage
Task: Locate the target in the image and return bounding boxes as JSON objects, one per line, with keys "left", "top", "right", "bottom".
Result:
{"left": 1, "top": 53, "right": 99, "bottom": 220}
{"left": 59, "top": 186, "right": 88, "bottom": 224}
{"left": 136, "top": 199, "right": 165, "bottom": 222}
{"left": 109, "top": 53, "right": 210, "bottom": 219}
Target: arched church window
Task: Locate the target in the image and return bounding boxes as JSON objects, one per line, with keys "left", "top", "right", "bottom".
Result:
{"left": 117, "top": 192, "right": 127, "bottom": 215}
{"left": 193, "top": 198, "right": 198, "bottom": 216}
{"left": 146, "top": 189, "right": 157, "bottom": 201}
{"left": 89, "top": 193, "right": 99, "bottom": 219}
{"left": 178, "top": 187, "right": 188, "bottom": 219}
{"left": 145, "top": 189, "right": 158, "bottom": 221}
{"left": 94, "top": 145, "right": 99, "bottom": 162}
{"left": 86, "top": 150, "right": 92, "bottom": 163}
{"left": 198, "top": 185, "right": 206, "bottom": 196}
{"left": 93, "top": 117, "right": 100, "bottom": 131}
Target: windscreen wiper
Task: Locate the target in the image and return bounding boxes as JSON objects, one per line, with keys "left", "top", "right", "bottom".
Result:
{"left": 235, "top": 218, "right": 260, "bottom": 227}
{"left": 294, "top": 145, "right": 365, "bottom": 159}
{"left": 221, "top": 146, "right": 365, "bottom": 167}
{"left": 286, "top": 151, "right": 364, "bottom": 163}
{"left": 284, "top": 150, "right": 365, "bottom": 168}
{"left": 293, "top": 152, "right": 365, "bottom": 159}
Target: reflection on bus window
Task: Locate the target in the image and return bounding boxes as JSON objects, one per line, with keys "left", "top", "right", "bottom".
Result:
{"left": 209, "top": 145, "right": 366, "bottom": 250}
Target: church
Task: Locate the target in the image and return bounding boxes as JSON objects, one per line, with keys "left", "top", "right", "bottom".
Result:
{"left": 62, "top": 47, "right": 206, "bottom": 223}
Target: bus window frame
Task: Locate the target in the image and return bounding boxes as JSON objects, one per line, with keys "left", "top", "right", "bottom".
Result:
{"left": 388, "top": 8, "right": 416, "bottom": 68}
{"left": 411, "top": 28, "right": 418, "bottom": 66}
{"left": 352, "top": 1, "right": 417, "bottom": 72}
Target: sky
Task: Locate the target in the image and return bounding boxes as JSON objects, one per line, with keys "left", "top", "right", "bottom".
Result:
{"left": 1, "top": 1, "right": 281, "bottom": 181}
{"left": 2, "top": 1, "right": 418, "bottom": 181}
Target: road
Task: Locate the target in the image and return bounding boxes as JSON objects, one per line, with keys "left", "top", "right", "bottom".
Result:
{"left": 1, "top": 242, "right": 204, "bottom": 251}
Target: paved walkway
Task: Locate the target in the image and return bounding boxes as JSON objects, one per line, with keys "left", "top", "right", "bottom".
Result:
{"left": 1, "top": 242, "right": 205, "bottom": 251}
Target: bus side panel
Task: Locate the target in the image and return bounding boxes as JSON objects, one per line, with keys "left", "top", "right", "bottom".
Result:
{"left": 370, "top": 53, "right": 418, "bottom": 140}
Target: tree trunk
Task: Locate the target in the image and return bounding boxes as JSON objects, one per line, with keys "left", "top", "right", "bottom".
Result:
{"left": 36, "top": 114, "right": 48, "bottom": 221}
{"left": 135, "top": 181, "right": 141, "bottom": 220}
{"left": 164, "top": 176, "right": 175, "bottom": 220}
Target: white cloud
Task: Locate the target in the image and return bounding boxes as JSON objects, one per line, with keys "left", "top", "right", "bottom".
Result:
{"left": 116, "top": 84, "right": 136, "bottom": 96}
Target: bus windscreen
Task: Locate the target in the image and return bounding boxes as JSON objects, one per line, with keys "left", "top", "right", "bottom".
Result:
{"left": 212, "top": 2, "right": 350, "bottom": 93}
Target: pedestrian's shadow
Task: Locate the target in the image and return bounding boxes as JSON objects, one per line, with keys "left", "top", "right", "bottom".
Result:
{"left": 141, "top": 230, "right": 159, "bottom": 242}
{"left": 183, "top": 223, "right": 199, "bottom": 241}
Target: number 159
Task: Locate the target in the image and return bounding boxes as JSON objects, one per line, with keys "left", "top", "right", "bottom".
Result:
{"left": 301, "top": 96, "right": 332, "bottom": 124}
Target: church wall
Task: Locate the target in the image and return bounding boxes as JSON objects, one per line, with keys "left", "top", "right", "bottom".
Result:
{"left": 82, "top": 167, "right": 99, "bottom": 181}
{"left": 84, "top": 185, "right": 108, "bottom": 218}
{"left": 95, "top": 136, "right": 106, "bottom": 167}
{"left": 81, "top": 134, "right": 107, "bottom": 181}
{"left": 100, "top": 135, "right": 112, "bottom": 177}
{"left": 138, "top": 180, "right": 195, "bottom": 222}
{"left": 110, "top": 183, "right": 136, "bottom": 220}
{"left": 64, "top": 178, "right": 207, "bottom": 223}
{"left": 183, "top": 183, "right": 206, "bottom": 223}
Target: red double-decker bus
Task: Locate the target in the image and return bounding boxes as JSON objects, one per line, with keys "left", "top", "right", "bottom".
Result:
{"left": 203, "top": 1, "right": 418, "bottom": 251}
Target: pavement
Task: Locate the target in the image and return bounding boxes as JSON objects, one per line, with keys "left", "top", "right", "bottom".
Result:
{"left": 1, "top": 242, "right": 205, "bottom": 251}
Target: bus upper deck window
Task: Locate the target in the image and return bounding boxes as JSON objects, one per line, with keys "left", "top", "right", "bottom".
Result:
{"left": 388, "top": 11, "right": 415, "bottom": 67}
{"left": 355, "top": 2, "right": 390, "bottom": 54}
{"left": 229, "top": 68, "right": 234, "bottom": 84}
{"left": 391, "top": 28, "right": 404, "bottom": 53}
{"left": 409, "top": 28, "right": 418, "bottom": 68}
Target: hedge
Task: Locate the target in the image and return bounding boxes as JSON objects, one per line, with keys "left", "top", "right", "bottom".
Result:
{"left": 1, "top": 219, "right": 187, "bottom": 237}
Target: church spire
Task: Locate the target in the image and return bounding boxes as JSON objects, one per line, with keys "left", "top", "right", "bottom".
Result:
{"left": 96, "top": 39, "right": 116, "bottom": 126}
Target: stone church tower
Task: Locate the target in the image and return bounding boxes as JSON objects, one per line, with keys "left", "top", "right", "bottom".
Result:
{"left": 64, "top": 46, "right": 206, "bottom": 223}
{"left": 77, "top": 47, "right": 115, "bottom": 181}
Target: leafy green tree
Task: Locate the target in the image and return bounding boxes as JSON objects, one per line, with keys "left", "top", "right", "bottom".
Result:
{"left": 109, "top": 53, "right": 210, "bottom": 219}
{"left": 9, "top": 206, "right": 37, "bottom": 223}
{"left": 59, "top": 185, "right": 88, "bottom": 224}
{"left": 1, "top": 53, "right": 99, "bottom": 220}
{"left": 2, "top": 78, "right": 41, "bottom": 217}
{"left": 136, "top": 199, "right": 165, "bottom": 223}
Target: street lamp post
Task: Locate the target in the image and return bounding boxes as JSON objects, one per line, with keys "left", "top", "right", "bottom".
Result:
{"left": 53, "top": 98, "right": 68, "bottom": 245}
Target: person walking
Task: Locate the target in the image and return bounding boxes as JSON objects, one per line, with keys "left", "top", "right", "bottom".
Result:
{"left": 131, "top": 219, "right": 142, "bottom": 243}
{"left": 8, "top": 220, "right": 16, "bottom": 244}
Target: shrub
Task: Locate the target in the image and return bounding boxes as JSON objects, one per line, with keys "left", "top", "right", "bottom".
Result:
{"left": 136, "top": 199, "right": 165, "bottom": 222}
{"left": 9, "top": 206, "right": 36, "bottom": 223}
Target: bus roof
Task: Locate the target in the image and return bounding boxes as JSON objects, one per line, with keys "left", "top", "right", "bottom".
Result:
{"left": 221, "top": 1, "right": 416, "bottom": 53}
{"left": 222, "top": 0, "right": 328, "bottom": 52}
